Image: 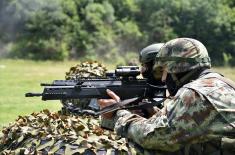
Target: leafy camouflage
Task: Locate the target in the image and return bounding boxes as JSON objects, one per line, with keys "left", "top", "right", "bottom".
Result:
{"left": 62, "top": 61, "right": 107, "bottom": 114}
{"left": 154, "top": 38, "right": 211, "bottom": 73}
{"left": 114, "top": 72, "right": 235, "bottom": 154}
{"left": 65, "top": 61, "right": 107, "bottom": 80}
{"left": 0, "top": 110, "right": 136, "bottom": 154}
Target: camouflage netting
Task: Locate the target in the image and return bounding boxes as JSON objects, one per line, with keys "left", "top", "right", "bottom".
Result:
{"left": 65, "top": 61, "right": 107, "bottom": 80}
{"left": 61, "top": 61, "right": 107, "bottom": 114}
{"left": 0, "top": 110, "right": 137, "bottom": 154}
{"left": 0, "top": 61, "right": 141, "bottom": 155}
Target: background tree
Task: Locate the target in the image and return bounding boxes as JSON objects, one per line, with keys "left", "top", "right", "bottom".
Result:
{"left": 0, "top": 0, "right": 235, "bottom": 65}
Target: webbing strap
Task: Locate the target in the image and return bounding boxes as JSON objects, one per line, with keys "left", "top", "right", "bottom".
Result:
{"left": 155, "top": 56, "right": 211, "bottom": 63}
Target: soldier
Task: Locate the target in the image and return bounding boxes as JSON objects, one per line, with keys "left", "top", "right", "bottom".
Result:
{"left": 138, "top": 43, "right": 166, "bottom": 115}
{"left": 101, "top": 43, "right": 165, "bottom": 129}
{"left": 98, "top": 38, "right": 235, "bottom": 154}
{"left": 139, "top": 43, "right": 164, "bottom": 86}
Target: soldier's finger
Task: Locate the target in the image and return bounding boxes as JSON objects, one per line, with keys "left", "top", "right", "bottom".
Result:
{"left": 98, "top": 99, "right": 116, "bottom": 108}
{"left": 106, "top": 89, "right": 120, "bottom": 102}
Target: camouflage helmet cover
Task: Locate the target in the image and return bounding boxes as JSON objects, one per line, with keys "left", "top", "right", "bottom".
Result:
{"left": 155, "top": 38, "right": 211, "bottom": 73}
{"left": 139, "top": 43, "right": 164, "bottom": 63}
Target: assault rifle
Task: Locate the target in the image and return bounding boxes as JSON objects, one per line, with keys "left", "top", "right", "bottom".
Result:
{"left": 25, "top": 66, "right": 166, "bottom": 115}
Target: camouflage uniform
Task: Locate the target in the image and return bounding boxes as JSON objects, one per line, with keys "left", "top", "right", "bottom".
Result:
{"left": 113, "top": 38, "right": 235, "bottom": 154}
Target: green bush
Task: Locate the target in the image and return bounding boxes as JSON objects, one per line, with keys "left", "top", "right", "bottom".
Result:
{"left": 12, "top": 39, "right": 69, "bottom": 60}
{"left": 1, "top": 0, "right": 235, "bottom": 65}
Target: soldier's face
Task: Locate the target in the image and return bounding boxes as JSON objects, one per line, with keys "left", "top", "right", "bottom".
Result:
{"left": 140, "top": 63, "right": 148, "bottom": 74}
{"left": 153, "top": 62, "right": 167, "bottom": 82}
{"left": 140, "top": 63, "right": 152, "bottom": 78}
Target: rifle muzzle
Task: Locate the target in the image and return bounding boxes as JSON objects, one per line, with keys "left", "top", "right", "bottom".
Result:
{"left": 25, "top": 93, "right": 42, "bottom": 97}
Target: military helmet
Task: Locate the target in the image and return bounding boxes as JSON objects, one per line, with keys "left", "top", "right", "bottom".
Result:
{"left": 139, "top": 43, "right": 164, "bottom": 63}
{"left": 155, "top": 38, "right": 211, "bottom": 73}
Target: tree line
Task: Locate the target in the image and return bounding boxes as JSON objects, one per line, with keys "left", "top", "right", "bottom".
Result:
{"left": 0, "top": 0, "right": 235, "bottom": 66}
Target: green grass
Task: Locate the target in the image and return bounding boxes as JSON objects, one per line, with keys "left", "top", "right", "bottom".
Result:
{"left": 0, "top": 59, "right": 82, "bottom": 129}
{"left": 0, "top": 59, "right": 235, "bottom": 129}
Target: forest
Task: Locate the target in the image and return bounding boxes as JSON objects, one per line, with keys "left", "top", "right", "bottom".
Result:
{"left": 0, "top": 0, "right": 235, "bottom": 66}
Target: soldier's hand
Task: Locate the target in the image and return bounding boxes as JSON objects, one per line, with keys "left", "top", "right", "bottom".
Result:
{"left": 98, "top": 89, "right": 120, "bottom": 119}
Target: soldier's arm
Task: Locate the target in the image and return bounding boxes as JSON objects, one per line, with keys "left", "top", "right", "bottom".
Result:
{"left": 114, "top": 88, "right": 219, "bottom": 152}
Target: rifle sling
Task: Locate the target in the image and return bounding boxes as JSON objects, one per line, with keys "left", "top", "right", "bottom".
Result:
{"left": 95, "top": 97, "right": 141, "bottom": 115}
{"left": 96, "top": 98, "right": 165, "bottom": 115}
{"left": 122, "top": 99, "right": 166, "bottom": 110}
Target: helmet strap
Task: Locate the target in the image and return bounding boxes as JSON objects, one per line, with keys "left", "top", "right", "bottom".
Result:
{"left": 171, "top": 69, "right": 200, "bottom": 87}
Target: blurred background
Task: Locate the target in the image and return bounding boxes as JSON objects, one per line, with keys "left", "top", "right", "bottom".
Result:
{"left": 0, "top": 0, "right": 235, "bottom": 128}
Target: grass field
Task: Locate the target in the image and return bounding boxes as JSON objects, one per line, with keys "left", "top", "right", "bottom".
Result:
{"left": 0, "top": 59, "right": 112, "bottom": 129}
{"left": 0, "top": 59, "right": 235, "bottom": 129}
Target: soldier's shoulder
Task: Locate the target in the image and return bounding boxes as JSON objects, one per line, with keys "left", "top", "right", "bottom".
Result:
{"left": 183, "top": 73, "right": 232, "bottom": 95}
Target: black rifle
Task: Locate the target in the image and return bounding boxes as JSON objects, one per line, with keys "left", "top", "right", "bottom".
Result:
{"left": 25, "top": 66, "right": 166, "bottom": 115}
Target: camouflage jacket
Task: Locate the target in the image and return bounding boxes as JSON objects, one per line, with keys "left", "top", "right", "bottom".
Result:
{"left": 114, "top": 73, "right": 235, "bottom": 154}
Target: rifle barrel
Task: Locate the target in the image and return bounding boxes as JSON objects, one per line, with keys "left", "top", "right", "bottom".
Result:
{"left": 41, "top": 83, "right": 53, "bottom": 86}
{"left": 25, "top": 93, "right": 42, "bottom": 97}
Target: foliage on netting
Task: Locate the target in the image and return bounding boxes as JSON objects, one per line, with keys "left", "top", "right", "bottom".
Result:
{"left": 0, "top": 110, "right": 137, "bottom": 154}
